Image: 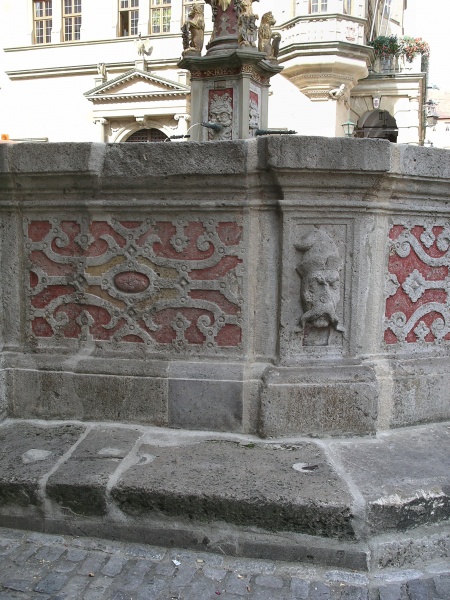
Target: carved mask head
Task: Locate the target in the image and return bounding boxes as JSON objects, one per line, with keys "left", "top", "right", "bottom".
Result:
{"left": 209, "top": 93, "right": 233, "bottom": 127}
{"left": 301, "top": 269, "right": 340, "bottom": 328}
{"left": 295, "top": 229, "right": 342, "bottom": 330}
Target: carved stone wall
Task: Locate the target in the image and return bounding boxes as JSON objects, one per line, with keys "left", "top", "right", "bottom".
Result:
{"left": 385, "top": 220, "right": 450, "bottom": 345}
{"left": 26, "top": 217, "right": 244, "bottom": 353}
{"left": 1, "top": 138, "right": 450, "bottom": 436}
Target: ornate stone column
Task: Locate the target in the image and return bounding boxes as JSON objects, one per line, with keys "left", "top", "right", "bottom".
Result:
{"left": 178, "top": 0, "right": 282, "bottom": 141}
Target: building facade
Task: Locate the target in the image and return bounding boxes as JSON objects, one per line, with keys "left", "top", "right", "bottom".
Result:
{"left": 0, "top": 0, "right": 428, "bottom": 145}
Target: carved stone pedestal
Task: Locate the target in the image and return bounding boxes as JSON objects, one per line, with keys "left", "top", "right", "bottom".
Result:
{"left": 178, "top": 0, "right": 282, "bottom": 141}
{"left": 179, "top": 50, "right": 282, "bottom": 141}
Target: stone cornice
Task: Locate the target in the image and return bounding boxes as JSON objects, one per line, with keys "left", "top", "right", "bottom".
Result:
{"left": 279, "top": 40, "right": 373, "bottom": 64}
{"left": 280, "top": 12, "right": 366, "bottom": 30}
{"left": 3, "top": 34, "right": 181, "bottom": 52}
{"left": 6, "top": 61, "right": 181, "bottom": 80}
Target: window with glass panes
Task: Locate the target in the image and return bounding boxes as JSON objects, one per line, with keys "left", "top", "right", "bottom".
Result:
{"left": 34, "top": 0, "right": 53, "bottom": 44}
{"left": 119, "top": 0, "right": 139, "bottom": 36}
{"left": 182, "top": 0, "right": 203, "bottom": 23}
{"left": 150, "top": 0, "right": 171, "bottom": 34}
{"left": 310, "top": 0, "right": 327, "bottom": 13}
{"left": 63, "top": 0, "right": 81, "bottom": 41}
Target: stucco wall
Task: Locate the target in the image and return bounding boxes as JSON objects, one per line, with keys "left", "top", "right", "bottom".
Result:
{"left": 1, "top": 137, "right": 450, "bottom": 436}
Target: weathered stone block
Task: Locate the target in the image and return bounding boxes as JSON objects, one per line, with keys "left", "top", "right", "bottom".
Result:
{"left": 0, "top": 423, "right": 84, "bottom": 509}
{"left": 168, "top": 378, "right": 243, "bottom": 431}
{"left": 111, "top": 439, "right": 355, "bottom": 539}
{"left": 47, "top": 427, "right": 142, "bottom": 516}
{"left": 9, "top": 370, "right": 168, "bottom": 425}
{"left": 260, "top": 381, "right": 378, "bottom": 437}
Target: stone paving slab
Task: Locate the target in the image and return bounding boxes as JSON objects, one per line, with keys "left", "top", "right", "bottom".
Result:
{"left": 111, "top": 440, "right": 355, "bottom": 538}
{"left": 47, "top": 427, "right": 142, "bottom": 517}
{"left": 0, "top": 420, "right": 449, "bottom": 571}
{"left": 331, "top": 424, "right": 450, "bottom": 534}
{"left": 0, "top": 423, "right": 85, "bottom": 509}
{"left": 0, "top": 528, "right": 449, "bottom": 599}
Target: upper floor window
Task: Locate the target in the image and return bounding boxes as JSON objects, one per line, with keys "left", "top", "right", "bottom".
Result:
{"left": 63, "top": 0, "right": 81, "bottom": 41}
{"left": 384, "top": 0, "right": 392, "bottom": 17}
{"left": 33, "top": 0, "right": 52, "bottom": 44}
{"left": 119, "top": 0, "right": 139, "bottom": 36}
{"left": 310, "top": 0, "right": 327, "bottom": 14}
{"left": 343, "top": 0, "right": 352, "bottom": 14}
{"left": 150, "top": 0, "right": 171, "bottom": 34}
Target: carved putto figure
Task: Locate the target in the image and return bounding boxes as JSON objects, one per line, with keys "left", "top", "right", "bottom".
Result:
{"left": 208, "top": 93, "right": 233, "bottom": 139}
{"left": 258, "top": 12, "right": 281, "bottom": 59}
{"left": 295, "top": 229, "right": 344, "bottom": 331}
{"left": 181, "top": 4, "right": 205, "bottom": 55}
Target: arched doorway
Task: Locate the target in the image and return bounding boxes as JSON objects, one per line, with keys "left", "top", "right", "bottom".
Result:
{"left": 354, "top": 110, "right": 398, "bottom": 143}
{"left": 125, "top": 128, "right": 170, "bottom": 142}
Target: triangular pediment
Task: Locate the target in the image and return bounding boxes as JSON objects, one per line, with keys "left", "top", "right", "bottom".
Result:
{"left": 85, "top": 69, "right": 190, "bottom": 102}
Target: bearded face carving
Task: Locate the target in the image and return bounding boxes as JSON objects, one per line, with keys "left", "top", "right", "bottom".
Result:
{"left": 295, "top": 229, "right": 344, "bottom": 332}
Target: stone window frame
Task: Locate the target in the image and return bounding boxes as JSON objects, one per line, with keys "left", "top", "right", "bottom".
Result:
{"left": 150, "top": 0, "right": 172, "bottom": 34}
{"left": 118, "top": 0, "right": 139, "bottom": 36}
{"left": 310, "top": 0, "right": 328, "bottom": 14}
{"left": 33, "top": 0, "right": 53, "bottom": 44}
{"left": 343, "top": 0, "right": 352, "bottom": 15}
{"left": 62, "top": 0, "right": 81, "bottom": 42}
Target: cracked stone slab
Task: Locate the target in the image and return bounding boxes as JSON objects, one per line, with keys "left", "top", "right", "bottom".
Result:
{"left": 111, "top": 440, "right": 356, "bottom": 539}
{"left": 47, "top": 426, "right": 142, "bottom": 516}
{"left": 332, "top": 425, "right": 450, "bottom": 534}
{"left": 0, "top": 422, "right": 85, "bottom": 508}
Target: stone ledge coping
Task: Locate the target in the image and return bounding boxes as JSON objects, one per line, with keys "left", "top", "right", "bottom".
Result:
{"left": 0, "top": 138, "right": 449, "bottom": 179}
{"left": 0, "top": 418, "right": 449, "bottom": 571}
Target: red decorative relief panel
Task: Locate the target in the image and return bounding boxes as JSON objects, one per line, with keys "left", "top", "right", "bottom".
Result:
{"left": 25, "top": 217, "right": 244, "bottom": 352}
{"left": 384, "top": 222, "right": 450, "bottom": 344}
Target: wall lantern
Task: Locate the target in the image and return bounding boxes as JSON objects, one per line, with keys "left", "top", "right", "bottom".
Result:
{"left": 341, "top": 120, "right": 356, "bottom": 137}
{"left": 425, "top": 100, "right": 439, "bottom": 128}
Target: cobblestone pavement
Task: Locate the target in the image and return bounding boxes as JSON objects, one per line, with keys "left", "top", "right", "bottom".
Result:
{"left": 0, "top": 528, "right": 448, "bottom": 600}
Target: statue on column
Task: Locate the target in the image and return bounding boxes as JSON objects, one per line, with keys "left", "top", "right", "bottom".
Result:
{"left": 182, "top": 4, "right": 205, "bottom": 55}
{"left": 258, "top": 12, "right": 281, "bottom": 59}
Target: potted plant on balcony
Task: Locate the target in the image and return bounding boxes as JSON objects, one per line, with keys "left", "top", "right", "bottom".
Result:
{"left": 368, "top": 35, "right": 401, "bottom": 72}
{"left": 399, "top": 36, "right": 430, "bottom": 62}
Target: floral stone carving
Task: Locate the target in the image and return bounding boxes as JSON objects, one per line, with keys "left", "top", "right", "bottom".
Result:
{"left": 25, "top": 217, "right": 244, "bottom": 352}
{"left": 385, "top": 223, "right": 450, "bottom": 344}
{"left": 295, "top": 228, "right": 343, "bottom": 331}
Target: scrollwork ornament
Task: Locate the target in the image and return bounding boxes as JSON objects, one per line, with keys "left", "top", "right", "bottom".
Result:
{"left": 391, "top": 233, "right": 412, "bottom": 258}
{"left": 414, "top": 320, "right": 430, "bottom": 342}
{"left": 25, "top": 216, "right": 244, "bottom": 352}
{"left": 420, "top": 226, "right": 435, "bottom": 249}
{"left": 437, "top": 226, "right": 450, "bottom": 252}
{"left": 385, "top": 273, "right": 400, "bottom": 298}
